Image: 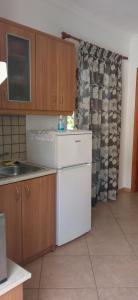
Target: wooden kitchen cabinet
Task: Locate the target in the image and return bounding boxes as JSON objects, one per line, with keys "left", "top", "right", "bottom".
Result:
{"left": 0, "top": 182, "right": 22, "bottom": 263}
{"left": 0, "top": 19, "right": 36, "bottom": 111}
{"left": 36, "top": 33, "right": 58, "bottom": 112}
{"left": 57, "top": 40, "right": 76, "bottom": 113}
{"left": 0, "top": 174, "right": 55, "bottom": 264}
{"left": 36, "top": 32, "right": 76, "bottom": 114}
{"left": 0, "top": 285, "right": 23, "bottom": 300}
{"left": 0, "top": 17, "right": 76, "bottom": 115}
{"left": 22, "top": 175, "right": 55, "bottom": 262}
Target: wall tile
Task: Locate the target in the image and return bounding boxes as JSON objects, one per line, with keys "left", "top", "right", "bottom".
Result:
{"left": 0, "top": 115, "right": 26, "bottom": 161}
{"left": 0, "top": 137, "right": 3, "bottom": 146}
{"left": 11, "top": 116, "right": 19, "bottom": 126}
{"left": 19, "top": 135, "right": 26, "bottom": 143}
{"left": 12, "top": 144, "right": 20, "bottom": 154}
{"left": 0, "top": 146, "right": 3, "bottom": 155}
{"left": 12, "top": 126, "right": 19, "bottom": 135}
{"left": 12, "top": 135, "right": 19, "bottom": 144}
{"left": 3, "top": 126, "right": 11, "bottom": 135}
{"left": 3, "top": 135, "right": 11, "bottom": 145}
{"left": 19, "top": 126, "right": 26, "bottom": 134}
{"left": 3, "top": 116, "right": 11, "bottom": 126}
{"left": 19, "top": 116, "right": 26, "bottom": 125}
{"left": 0, "top": 117, "right": 2, "bottom": 125}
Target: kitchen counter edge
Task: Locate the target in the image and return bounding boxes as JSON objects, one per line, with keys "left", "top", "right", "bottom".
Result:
{"left": 0, "top": 168, "right": 56, "bottom": 186}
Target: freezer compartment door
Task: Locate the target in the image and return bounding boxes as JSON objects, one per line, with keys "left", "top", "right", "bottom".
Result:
{"left": 56, "top": 133, "right": 92, "bottom": 168}
{"left": 27, "top": 131, "right": 92, "bottom": 169}
{"left": 56, "top": 164, "right": 91, "bottom": 246}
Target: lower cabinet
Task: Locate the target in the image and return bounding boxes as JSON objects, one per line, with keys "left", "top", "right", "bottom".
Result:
{"left": 0, "top": 182, "right": 22, "bottom": 263}
{"left": 0, "top": 174, "right": 55, "bottom": 264}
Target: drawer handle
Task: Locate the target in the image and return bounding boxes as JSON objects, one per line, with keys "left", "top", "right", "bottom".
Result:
{"left": 75, "top": 140, "right": 81, "bottom": 143}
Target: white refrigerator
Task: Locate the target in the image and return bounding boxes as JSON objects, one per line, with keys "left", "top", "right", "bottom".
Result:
{"left": 27, "top": 130, "right": 92, "bottom": 246}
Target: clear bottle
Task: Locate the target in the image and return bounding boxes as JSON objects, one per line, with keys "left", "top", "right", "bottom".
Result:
{"left": 58, "top": 115, "right": 65, "bottom": 131}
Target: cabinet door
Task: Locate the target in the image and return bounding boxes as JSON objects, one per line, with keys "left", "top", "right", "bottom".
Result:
{"left": 36, "top": 33, "right": 58, "bottom": 112}
{"left": 0, "top": 20, "right": 36, "bottom": 110}
{"left": 22, "top": 175, "right": 55, "bottom": 261}
{"left": 57, "top": 41, "right": 76, "bottom": 114}
{"left": 40, "top": 175, "right": 55, "bottom": 250}
{"left": 36, "top": 32, "right": 76, "bottom": 114}
{"left": 0, "top": 183, "right": 22, "bottom": 263}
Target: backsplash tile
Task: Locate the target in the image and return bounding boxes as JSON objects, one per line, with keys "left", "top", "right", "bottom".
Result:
{"left": 0, "top": 115, "right": 26, "bottom": 161}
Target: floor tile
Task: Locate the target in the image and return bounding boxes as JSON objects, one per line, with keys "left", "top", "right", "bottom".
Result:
{"left": 24, "top": 258, "right": 42, "bottom": 289}
{"left": 98, "top": 287, "right": 138, "bottom": 300}
{"left": 91, "top": 218, "right": 123, "bottom": 236}
{"left": 47, "top": 237, "right": 88, "bottom": 256}
{"left": 39, "top": 288, "right": 98, "bottom": 300}
{"left": 86, "top": 231, "right": 132, "bottom": 255}
{"left": 108, "top": 192, "right": 138, "bottom": 219}
{"left": 40, "top": 255, "right": 95, "bottom": 288}
{"left": 24, "top": 289, "right": 38, "bottom": 300}
{"left": 117, "top": 218, "right": 138, "bottom": 234}
{"left": 91, "top": 255, "right": 138, "bottom": 287}
{"left": 92, "top": 203, "right": 113, "bottom": 222}
{"left": 125, "top": 233, "right": 138, "bottom": 255}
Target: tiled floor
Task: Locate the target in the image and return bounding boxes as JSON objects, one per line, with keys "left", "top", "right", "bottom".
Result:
{"left": 24, "top": 191, "right": 138, "bottom": 300}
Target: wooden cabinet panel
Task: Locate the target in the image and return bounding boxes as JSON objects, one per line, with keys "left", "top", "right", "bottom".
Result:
{"left": 0, "top": 183, "right": 22, "bottom": 263}
{"left": 36, "top": 32, "right": 76, "bottom": 114}
{"left": 0, "top": 285, "right": 23, "bottom": 300}
{"left": 0, "top": 174, "right": 55, "bottom": 264}
{"left": 22, "top": 177, "right": 42, "bottom": 260}
{"left": 0, "top": 20, "right": 36, "bottom": 111}
{"left": 22, "top": 175, "right": 55, "bottom": 261}
{"left": 57, "top": 41, "right": 76, "bottom": 113}
{"left": 36, "top": 33, "right": 58, "bottom": 111}
{"left": 40, "top": 175, "right": 55, "bottom": 250}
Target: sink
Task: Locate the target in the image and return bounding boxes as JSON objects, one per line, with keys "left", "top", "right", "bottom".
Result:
{"left": 0, "top": 162, "right": 44, "bottom": 177}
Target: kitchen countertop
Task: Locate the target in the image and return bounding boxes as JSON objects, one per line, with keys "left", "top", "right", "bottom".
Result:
{"left": 0, "top": 259, "right": 31, "bottom": 296}
{"left": 0, "top": 163, "right": 56, "bottom": 186}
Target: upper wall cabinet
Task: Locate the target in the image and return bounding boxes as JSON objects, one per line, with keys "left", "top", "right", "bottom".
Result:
{"left": 57, "top": 40, "right": 76, "bottom": 113}
{"left": 0, "top": 18, "right": 76, "bottom": 115}
{"left": 0, "top": 20, "right": 36, "bottom": 111}
{"left": 36, "top": 33, "right": 76, "bottom": 114}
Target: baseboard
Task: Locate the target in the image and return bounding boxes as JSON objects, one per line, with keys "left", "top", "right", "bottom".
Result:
{"left": 118, "top": 187, "right": 131, "bottom": 193}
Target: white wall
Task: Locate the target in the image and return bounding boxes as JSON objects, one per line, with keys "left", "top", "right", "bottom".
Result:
{"left": 118, "top": 60, "right": 129, "bottom": 188}
{"left": 0, "top": 0, "right": 130, "bottom": 54}
{"left": 120, "top": 36, "right": 138, "bottom": 188}
{"left": 0, "top": 0, "right": 132, "bottom": 188}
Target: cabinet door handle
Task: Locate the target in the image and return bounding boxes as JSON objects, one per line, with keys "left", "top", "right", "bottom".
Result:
{"left": 60, "top": 95, "right": 64, "bottom": 106}
{"left": 15, "top": 186, "right": 21, "bottom": 201}
{"left": 52, "top": 95, "right": 56, "bottom": 108}
{"left": 25, "top": 185, "right": 31, "bottom": 198}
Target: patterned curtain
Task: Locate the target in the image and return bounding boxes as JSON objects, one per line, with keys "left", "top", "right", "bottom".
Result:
{"left": 75, "top": 41, "right": 122, "bottom": 205}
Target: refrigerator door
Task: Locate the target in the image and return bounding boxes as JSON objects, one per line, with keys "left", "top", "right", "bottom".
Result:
{"left": 27, "top": 130, "right": 92, "bottom": 169}
{"left": 56, "top": 163, "right": 91, "bottom": 246}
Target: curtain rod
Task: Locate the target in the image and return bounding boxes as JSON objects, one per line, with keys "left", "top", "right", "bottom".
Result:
{"left": 61, "top": 31, "right": 128, "bottom": 60}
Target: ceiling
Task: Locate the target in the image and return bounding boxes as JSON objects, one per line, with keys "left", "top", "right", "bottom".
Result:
{"left": 50, "top": 0, "right": 138, "bottom": 35}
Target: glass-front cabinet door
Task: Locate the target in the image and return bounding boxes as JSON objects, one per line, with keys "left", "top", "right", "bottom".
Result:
{"left": 0, "top": 21, "right": 36, "bottom": 111}
{"left": 7, "top": 33, "right": 31, "bottom": 102}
